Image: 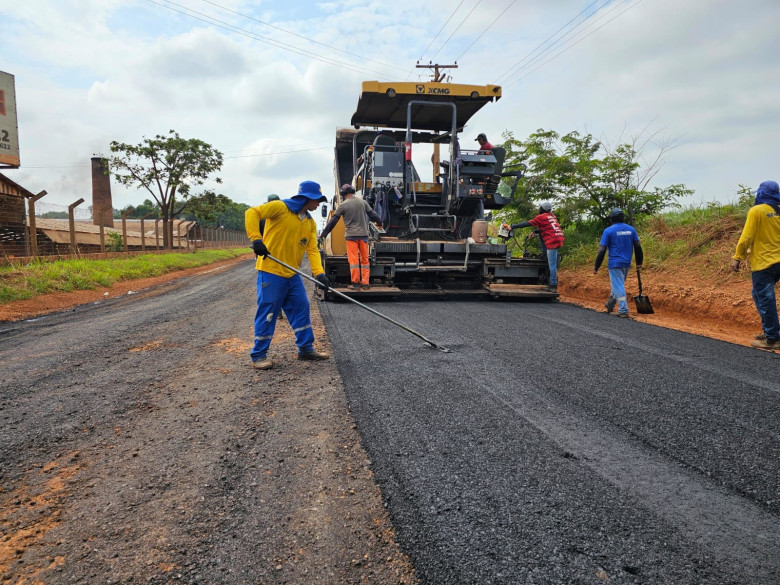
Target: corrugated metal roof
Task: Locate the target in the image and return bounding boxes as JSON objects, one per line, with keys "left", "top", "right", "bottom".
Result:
{"left": 0, "top": 172, "right": 36, "bottom": 198}
{"left": 34, "top": 218, "right": 195, "bottom": 247}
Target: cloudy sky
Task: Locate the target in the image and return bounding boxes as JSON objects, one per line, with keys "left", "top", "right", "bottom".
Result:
{"left": 2, "top": 0, "right": 779, "bottom": 219}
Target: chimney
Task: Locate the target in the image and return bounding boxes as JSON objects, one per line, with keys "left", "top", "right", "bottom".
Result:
{"left": 91, "top": 157, "right": 114, "bottom": 228}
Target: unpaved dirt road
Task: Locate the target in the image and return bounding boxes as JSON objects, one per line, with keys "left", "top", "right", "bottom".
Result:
{"left": 2, "top": 257, "right": 779, "bottom": 584}
{"left": 0, "top": 259, "right": 416, "bottom": 584}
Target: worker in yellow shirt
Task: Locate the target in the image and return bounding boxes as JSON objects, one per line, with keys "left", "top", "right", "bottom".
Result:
{"left": 245, "top": 180, "right": 331, "bottom": 370}
{"left": 731, "top": 180, "right": 780, "bottom": 350}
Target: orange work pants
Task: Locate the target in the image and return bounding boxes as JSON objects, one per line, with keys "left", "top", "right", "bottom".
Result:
{"left": 346, "top": 239, "right": 370, "bottom": 285}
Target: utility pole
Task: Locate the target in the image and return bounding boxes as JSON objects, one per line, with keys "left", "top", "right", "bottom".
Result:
{"left": 416, "top": 61, "right": 458, "bottom": 83}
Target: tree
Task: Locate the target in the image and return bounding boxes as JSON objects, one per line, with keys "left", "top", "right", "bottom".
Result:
{"left": 180, "top": 192, "right": 250, "bottom": 231}
{"left": 104, "top": 130, "right": 223, "bottom": 248}
{"left": 114, "top": 199, "right": 160, "bottom": 219}
{"left": 500, "top": 128, "right": 691, "bottom": 227}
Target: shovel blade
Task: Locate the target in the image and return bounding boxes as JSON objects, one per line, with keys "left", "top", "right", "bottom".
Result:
{"left": 633, "top": 294, "right": 654, "bottom": 314}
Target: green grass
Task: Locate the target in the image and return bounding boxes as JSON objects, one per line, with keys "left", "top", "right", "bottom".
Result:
{"left": 560, "top": 202, "right": 749, "bottom": 273}
{"left": 0, "top": 249, "right": 249, "bottom": 303}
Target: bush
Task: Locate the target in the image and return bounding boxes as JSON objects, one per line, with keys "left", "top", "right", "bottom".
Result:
{"left": 106, "top": 232, "right": 124, "bottom": 252}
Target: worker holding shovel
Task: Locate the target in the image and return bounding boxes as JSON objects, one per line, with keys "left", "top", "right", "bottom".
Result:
{"left": 245, "top": 180, "right": 331, "bottom": 370}
{"left": 593, "top": 208, "right": 644, "bottom": 318}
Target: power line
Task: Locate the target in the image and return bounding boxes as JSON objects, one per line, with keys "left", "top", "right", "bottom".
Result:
{"left": 23, "top": 146, "right": 332, "bottom": 169}
{"left": 430, "top": 0, "right": 483, "bottom": 62}
{"left": 505, "top": 0, "right": 644, "bottom": 87}
{"left": 144, "top": 0, "right": 405, "bottom": 81}
{"left": 418, "top": 0, "right": 467, "bottom": 63}
{"left": 503, "top": 0, "right": 623, "bottom": 84}
{"left": 497, "top": 0, "right": 609, "bottom": 83}
{"left": 454, "top": 0, "right": 518, "bottom": 63}
{"left": 196, "top": 0, "right": 408, "bottom": 75}
{"left": 149, "top": 0, "right": 398, "bottom": 79}
{"left": 21, "top": 164, "right": 91, "bottom": 169}
{"left": 224, "top": 146, "right": 331, "bottom": 159}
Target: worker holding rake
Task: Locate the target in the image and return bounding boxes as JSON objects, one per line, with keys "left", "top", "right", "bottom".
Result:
{"left": 245, "top": 180, "right": 331, "bottom": 370}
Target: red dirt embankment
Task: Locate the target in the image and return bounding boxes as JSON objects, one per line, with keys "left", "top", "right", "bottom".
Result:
{"left": 561, "top": 263, "right": 760, "bottom": 348}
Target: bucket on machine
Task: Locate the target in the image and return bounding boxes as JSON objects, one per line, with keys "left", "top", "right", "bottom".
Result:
{"left": 471, "top": 220, "right": 488, "bottom": 243}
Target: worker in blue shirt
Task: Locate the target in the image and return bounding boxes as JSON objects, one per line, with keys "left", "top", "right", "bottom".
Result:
{"left": 593, "top": 208, "right": 644, "bottom": 318}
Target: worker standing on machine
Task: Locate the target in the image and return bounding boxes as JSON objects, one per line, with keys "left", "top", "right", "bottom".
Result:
{"left": 245, "top": 180, "right": 331, "bottom": 370}
{"left": 475, "top": 132, "right": 494, "bottom": 153}
{"left": 318, "top": 184, "right": 383, "bottom": 291}
{"left": 503, "top": 202, "right": 565, "bottom": 292}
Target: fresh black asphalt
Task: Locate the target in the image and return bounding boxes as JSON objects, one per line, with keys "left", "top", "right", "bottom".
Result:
{"left": 319, "top": 297, "right": 780, "bottom": 584}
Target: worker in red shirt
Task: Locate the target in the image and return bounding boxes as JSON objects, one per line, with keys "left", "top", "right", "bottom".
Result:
{"left": 503, "top": 202, "right": 565, "bottom": 292}
{"left": 475, "top": 133, "right": 494, "bottom": 153}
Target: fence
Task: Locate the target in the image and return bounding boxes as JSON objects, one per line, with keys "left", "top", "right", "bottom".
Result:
{"left": 0, "top": 198, "right": 248, "bottom": 265}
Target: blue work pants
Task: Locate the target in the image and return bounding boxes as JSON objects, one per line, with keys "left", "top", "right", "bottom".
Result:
{"left": 251, "top": 271, "right": 315, "bottom": 361}
{"left": 751, "top": 262, "right": 780, "bottom": 341}
{"left": 608, "top": 266, "right": 631, "bottom": 315}
{"left": 546, "top": 247, "right": 559, "bottom": 286}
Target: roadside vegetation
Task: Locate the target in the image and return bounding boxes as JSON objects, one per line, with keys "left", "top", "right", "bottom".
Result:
{"left": 498, "top": 199, "right": 750, "bottom": 280}
{"left": 495, "top": 127, "right": 754, "bottom": 281}
{"left": 559, "top": 201, "right": 749, "bottom": 277}
{"left": 0, "top": 249, "right": 248, "bottom": 303}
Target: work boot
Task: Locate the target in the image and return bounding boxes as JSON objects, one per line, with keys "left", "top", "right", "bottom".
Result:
{"left": 361, "top": 284, "right": 371, "bottom": 291}
{"left": 614, "top": 312, "right": 630, "bottom": 319}
{"left": 604, "top": 294, "right": 616, "bottom": 313}
{"left": 252, "top": 357, "right": 274, "bottom": 370}
{"left": 348, "top": 283, "right": 360, "bottom": 290}
{"left": 751, "top": 337, "right": 780, "bottom": 350}
{"left": 298, "top": 350, "right": 330, "bottom": 361}
{"left": 755, "top": 332, "right": 767, "bottom": 341}
{"left": 546, "top": 285, "right": 558, "bottom": 293}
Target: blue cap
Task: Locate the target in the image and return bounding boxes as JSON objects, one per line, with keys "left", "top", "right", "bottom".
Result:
{"left": 296, "top": 180, "right": 326, "bottom": 201}
{"left": 754, "top": 180, "right": 780, "bottom": 207}
{"left": 756, "top": 180, "right": 779, "bottom": 196}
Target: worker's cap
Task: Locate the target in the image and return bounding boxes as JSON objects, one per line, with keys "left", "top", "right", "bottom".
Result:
{"left": 340, "top": 183, "right": 356, "bottom": 195}
{"left": 756, "top": 180, "right": 780, "bottom": 196}
{"left": 295, "top": 180, "right": 327, "bottom": 201}
{"left": 539, "top": 201, "right": 552, "bottom": 212}
{"left": 609, "top": 207, "right": 624, "bottom": 218}
{"left": 475, "top": 133, "right": 487, "bottom": 141}
{"left": 267, "top": 194, "right": 280, "bottom": 201}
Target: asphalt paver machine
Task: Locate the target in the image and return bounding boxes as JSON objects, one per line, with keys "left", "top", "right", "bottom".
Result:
{"left": 319, "top": 78, "right": 555, "bottom": 300}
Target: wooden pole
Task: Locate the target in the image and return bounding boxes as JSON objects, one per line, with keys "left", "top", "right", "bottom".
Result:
{"left": 26, "top": 190, "right": 47, "bottom": 258}
{"left": 96, "top": 205, "right": 112, "bottom": 253}
{"left": 68, "top": 198, "right": 85, "bottom": 255}
{"left": 121, "top": 208, "right": 134, "bottom": 252}
{"left": 140, "top": 213, "right": 153, "bottom": 252}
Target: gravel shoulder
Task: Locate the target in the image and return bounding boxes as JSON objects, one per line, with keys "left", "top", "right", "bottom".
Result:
{"left": 0, "top": 259, "right": 416, "bottom": 584}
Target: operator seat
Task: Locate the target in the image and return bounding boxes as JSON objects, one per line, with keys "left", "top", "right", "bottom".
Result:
{"left": 373, "top": 133, "right": 396, "bottom": 151}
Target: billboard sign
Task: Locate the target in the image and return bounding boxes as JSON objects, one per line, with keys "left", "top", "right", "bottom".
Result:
{"left": 0, "top": 70, "right": 20, "bottom": 168}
